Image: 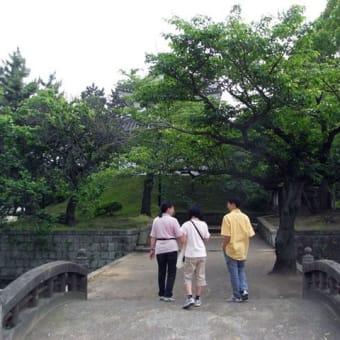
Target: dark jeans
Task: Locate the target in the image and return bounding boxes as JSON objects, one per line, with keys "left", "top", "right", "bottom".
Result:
{"left": 156, "top": 251, "right": 178, "bottom": 298}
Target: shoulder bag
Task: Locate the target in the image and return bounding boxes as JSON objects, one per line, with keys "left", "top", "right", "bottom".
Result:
{"left": 191, "top": 220, "right": 205, "bottom": 241}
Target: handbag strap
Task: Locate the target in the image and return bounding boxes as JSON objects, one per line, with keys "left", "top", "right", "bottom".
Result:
{"left": 190, "top": 220, "right": 204, "bottom": 241}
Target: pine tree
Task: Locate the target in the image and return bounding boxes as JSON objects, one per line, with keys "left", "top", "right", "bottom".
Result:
{"left": 0, "top": 48, "right": 38, "bottom": 110}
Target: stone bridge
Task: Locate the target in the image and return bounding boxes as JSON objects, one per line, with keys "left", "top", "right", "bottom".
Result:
{"left": 1, "top": 236, "right": 339, "bottom": 340}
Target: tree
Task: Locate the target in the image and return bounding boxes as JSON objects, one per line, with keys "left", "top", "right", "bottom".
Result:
{"left": 0, "top": 52, "right": 62, "bottom": 218}
{"left": 126, "top": 4, "right": 339, "bottom": 272}
{"left": 15, "top": 88, "right": 127, "bottom": 225}
{"left": 0, "top": 48, "right": 38, "bottom": 111}
{"left": 0, "top": 104, "right": 51, "bottom": 217}
{"left": 0, "top": 51, "right": 129, "bottom": 225}
{"left": 305, "top": 0, "right": 340, "bottom": 211}
{"left": 81, "top": 83, "right": 107, "bottom": 112}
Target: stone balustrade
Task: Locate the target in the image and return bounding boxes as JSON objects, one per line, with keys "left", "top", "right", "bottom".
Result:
{"left": 0, "top": 258, "right": 87, "bottom": 340}
{"left": 302, "top": 247, "right": 340, "bottom": 316}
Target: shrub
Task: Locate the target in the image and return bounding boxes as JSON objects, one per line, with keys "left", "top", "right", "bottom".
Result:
{"left": 95, "top": 201, "right": 123, "bottom": 216}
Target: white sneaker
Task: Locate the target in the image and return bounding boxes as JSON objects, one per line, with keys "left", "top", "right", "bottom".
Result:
{"left": 182, "top": 296, "right": 195, "bottom": 309}
{"left": 194, "top": 298, "right": 201, "bottom": 307}
{"left": 164, "top": 297, "right": 175, "bottom": 302}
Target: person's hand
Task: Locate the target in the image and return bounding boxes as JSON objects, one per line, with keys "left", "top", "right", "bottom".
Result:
{"left": 149, "top": 248, "right": 155, "bottom": 259}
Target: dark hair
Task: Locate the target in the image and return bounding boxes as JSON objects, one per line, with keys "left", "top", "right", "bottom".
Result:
{"left": 159, "top": 201, "right": 173, "bottom": 217}
{"left": 227, "top": 197, "right": 241, "bottom": 208}
{"left": 188, "top": 204, "right": 203, "bottom": 220}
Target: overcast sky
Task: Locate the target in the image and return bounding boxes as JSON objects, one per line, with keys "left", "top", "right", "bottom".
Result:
{"left": 1, "top": 0, "right": 327, "bottom": 97}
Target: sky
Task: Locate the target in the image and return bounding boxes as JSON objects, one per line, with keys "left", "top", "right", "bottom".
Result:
{"left": 1, "top": 0, "right": 327, "bottom": 98}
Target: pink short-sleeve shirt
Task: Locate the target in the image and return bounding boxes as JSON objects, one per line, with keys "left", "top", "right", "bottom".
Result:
{"left": 150, "top": 213, "right": 183, "bottom": 254}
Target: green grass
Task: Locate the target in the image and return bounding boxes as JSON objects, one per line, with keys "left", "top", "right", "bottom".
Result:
{"left": 5, "top": 174, "right": 338, "bottom": 232}
{"left": 45, "top": 174, "right": 158, "bottom": 218}
{"left": 12, "top": 175, "right": 155, "bottom": 231}
{"left": 98, "top": 174, "right": 159, "bottom": 217}
{"left": 45, "top": 201, "right": 67, "bottom": 215}
{"left": 2, "top": 214, "right": 153, "bottom": 232}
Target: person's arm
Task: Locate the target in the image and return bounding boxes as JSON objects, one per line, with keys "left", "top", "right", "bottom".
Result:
{"left": 149, "top": 236, "right": 156, "bottom": 259}
{"left": 179, "top": 233, "right": 187, "bottom": 247}
{"left": 221, "top": 235, "right": 231, "bottom": 251}
{"left": 247, "top": 217, "right": 255, "bottom": 238}
{"left": 149, "top": 219, "right": 157, "bottom": 259}
{"left": 204, "top": 222, "right": 210, "bottom": 240}
{"left": 220, "top": 216, "right": 231, "bottom": 252}
{"left": 175, "top": 220, "right": 185, "bottom": 246}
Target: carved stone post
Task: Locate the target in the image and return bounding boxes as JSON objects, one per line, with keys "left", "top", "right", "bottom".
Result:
{"left": 75, "top": 248, "right": 88, "bottom": 299}
{"left": 302, "top": 247, "right": 314, "bottom": 298}
{"left": 0, "top": 298, "right": 3, "bottom": 340}
{"left": 75, "top": 248, "right": 88, "bottom": 270}
{"left": 302, "top": 247, "right": 314, "bottom": 267}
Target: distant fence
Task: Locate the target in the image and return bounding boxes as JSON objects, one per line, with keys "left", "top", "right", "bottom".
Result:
{"left": 0, "top": 260, "right": 87, "bottom": 340}
{"left": 302, "top": 247, "right": 340, "bottom": 317}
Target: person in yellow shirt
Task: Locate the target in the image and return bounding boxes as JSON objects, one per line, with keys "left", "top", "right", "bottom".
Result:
{"left": 221, "top": 197, "right": 255, "bottom": 302}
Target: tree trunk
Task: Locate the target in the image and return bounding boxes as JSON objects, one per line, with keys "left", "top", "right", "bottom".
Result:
{"left": 65, "top": 195, "right": 78, "bottom": 226}
{"left": 25, "top": 203, "right": 37, "bottom": 215}
{"left": 318, "top": 179, "right": 332, "bottom": 211}
{"left": 271, "top": 181, "right": 304, "bottom": 273}
{"left": 158, "top": 174, "right": 162, "bottom": 207}
{"left": 140, "top": 173, "right": 154, "bottom": 216}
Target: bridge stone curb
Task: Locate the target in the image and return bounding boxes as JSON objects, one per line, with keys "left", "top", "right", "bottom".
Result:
{"left": 2, "top": 292, "right": 85, "bottom": 340}
{"left": 1, "top": 261, "right": 87, "bottom": 340}
{"left": 303, "top": 247, "right": 340, "bottom": 318}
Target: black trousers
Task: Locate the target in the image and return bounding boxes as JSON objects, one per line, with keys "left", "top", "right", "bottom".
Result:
{"left": 156, "top": 251, "right": 178, "bottom": 298}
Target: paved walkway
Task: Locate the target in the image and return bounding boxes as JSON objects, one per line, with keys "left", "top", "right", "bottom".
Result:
{"left": 27, "top": 236, "right": 339, "bottom": 340}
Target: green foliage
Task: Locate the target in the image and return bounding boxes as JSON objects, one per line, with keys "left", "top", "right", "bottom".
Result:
{"left": 312, "top": 0, "right": 340, "bottom": 56}
{"left": 119, "top": 3, "right": 339, "bottom": 270}
{"left": 161, "top": 174, "right": 270, "bottom": 212}
{"left": 124, "top": 4, "right": 339, "bottom": 195}
{"left": 77, "top": 168, "right": 120, "bottom": 217}
{"left": 0, "top": 70, "right": 127, "bottom": 224}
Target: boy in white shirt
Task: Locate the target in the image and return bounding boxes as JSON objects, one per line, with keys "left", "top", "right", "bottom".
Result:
{"left": 181, "top": 205, "right": 210, "bottom": 309}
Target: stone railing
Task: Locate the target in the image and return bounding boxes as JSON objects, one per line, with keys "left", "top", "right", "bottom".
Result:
{"left": 256, "top": 216, "right": 277, "bottom": 247}
{"left": 0, "top": 257, "right": 87, "bottom": 340}
{"left": 302, "top": 247, "right": 340, "bottom": 316}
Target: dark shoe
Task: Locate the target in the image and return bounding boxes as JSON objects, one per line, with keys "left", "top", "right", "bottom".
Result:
{"left": 241, "top": 290, "right": 248, "bottom": 301}
{"left": 227, "top": 296, "right": 242, "bottom": 303}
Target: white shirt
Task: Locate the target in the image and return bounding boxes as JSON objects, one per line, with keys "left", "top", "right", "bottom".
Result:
{"left": 181, "top": 219, "right": 210, "bottom": 258}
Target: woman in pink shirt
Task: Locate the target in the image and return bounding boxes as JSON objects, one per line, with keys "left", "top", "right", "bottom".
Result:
{"left": 149, "top": 202, "right": 184, "bottom": 301}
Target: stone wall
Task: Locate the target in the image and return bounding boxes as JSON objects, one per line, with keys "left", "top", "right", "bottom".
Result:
{"left": 256, "top": 216, "right": 340, "bottom": 263}
{"left": 256, "top": 216, "right": 277, "bottom": 248}
{"left": 295, "top": 230, "right": 340, "bottom": 264}
{"left": 0, "top": 228, "right": 149, "bottom": 283}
